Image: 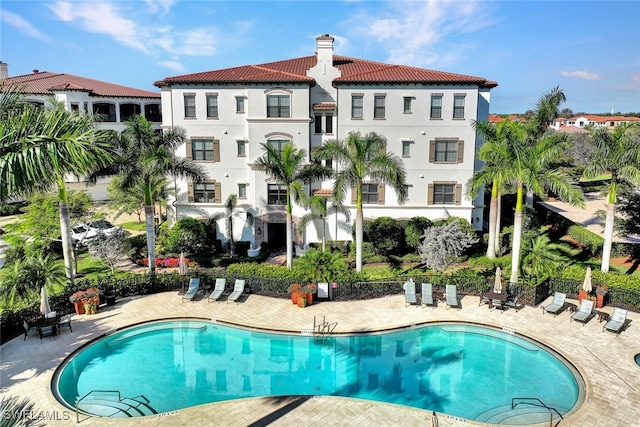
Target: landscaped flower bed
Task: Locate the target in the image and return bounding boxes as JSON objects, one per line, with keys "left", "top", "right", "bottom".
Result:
{"left": 139, "top": 256, "right": 195, "bottom": 268}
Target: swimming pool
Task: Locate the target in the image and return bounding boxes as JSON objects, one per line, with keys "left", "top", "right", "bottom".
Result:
{"left": 53, "top": 320, "right": 584, "bottom": 424}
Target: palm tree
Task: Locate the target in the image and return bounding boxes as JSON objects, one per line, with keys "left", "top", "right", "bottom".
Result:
{"left": 314, "top": 131, "right": 408, "bottom": 272}
{"left": 505, "top": 120, "right": 584, "bottom": 283}
{"left": 583, "top": 123, "right": 640, "bottom": 272}
{"left": 519, "top": 229, "right": 574, "bottom": 282}
{"left": 88, "top": 115, "right": 207, "bottom": 273}
{"left": 298, "top": 195, "right": 350, "bottom": 252}
{"left": 468, "top": 119, "right": 519, "bottom": 258}
{"left": 254, "top": 142, "right": 332, "bottom": 269}
{"left": 1, "top": 100, "right": 114, "bottom": 284}
{"left": 210, "top": 194, "right": 254, "bottom": 257}
{"left": 0, "top": 253, "right": 64, "bottom": 305}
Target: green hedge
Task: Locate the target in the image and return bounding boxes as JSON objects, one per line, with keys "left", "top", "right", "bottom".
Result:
{"left": 559, "top": 264, "right": 640, "bottom": 292}
{"left": 567, "top": 225, "right": 603, "bottom": 256}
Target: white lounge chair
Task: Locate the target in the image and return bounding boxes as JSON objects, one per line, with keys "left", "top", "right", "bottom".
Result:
{"left": 207, "top": 278, "right": 227, "bottom": 303}
{"left": 603, "top": 307, "right": 628, "bottom": 335}
{"left": 542, "top": 292, "right": 566, "bottom": 316}
{"left": 182, "top": 278, "right": 200, "bottom": 302}
{"left": 421, "top": 283, "right": 434, "bottom": 307}
{"left": 404, "top": 279, "right": 417, "bottom": 306}
{"left": 571, "top": 300, "right": 594, "bottom": 325}
{"left": 227, "top": 279, "right": 246, "bottom": 303}
{"left": 446, "top": 284, "right": 460, "bottom": 310}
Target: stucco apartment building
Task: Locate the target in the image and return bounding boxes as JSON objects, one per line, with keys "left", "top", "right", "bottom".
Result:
{"left": 153, "top": 35, "right": 497, "bottom": 251}
{"left": 550, "top": 114, "right": 640, "bottom": 132}
{"left": 1, "top": 62, "right": 162, "bottom": 200}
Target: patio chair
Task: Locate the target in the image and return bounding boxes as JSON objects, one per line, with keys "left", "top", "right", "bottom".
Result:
{"left": 207, "top": 278, "right": 227, "bottom": 303}
{"left": 491, "top": 298, "right": 506, "bottom": 312}
{"left": 421, "top": 283, "right": 434, "bottom": 307}
{"left": 57, "top": 314, "right": 73, "bottom": 333}
{"left": 571, "top": 300, "right": 594, "bottom": 325}
{"left": 542, "top": 292, "right": 566, "bottom": 316}
{"left": 404, "top": 279, "right": 417, "bottom": 306}
{"left": 227, "top": 279, "right": 246, "bottom": 303}
{"left": 479, "top": 291, "right": 490, "bottom": 307}
{"left": 23, "top": 321, "right": 38, "bottom": 341}
{"left": 182, "top": 278, "right": 200, "bottom": 302}
{"left": 603, "top": 307, "right": 628, "bottom": 335}
{"left": 504, "top": 296, "right": 521, "bottom": 312}
{"left": 445, "top": 285, "right": 460, "bottom": 310}
{"left": 38, "top": 324, "right": 56, "bottom": 342}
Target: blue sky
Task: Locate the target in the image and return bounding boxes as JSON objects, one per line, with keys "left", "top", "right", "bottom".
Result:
{"left": 1, "top": 0, "right": 639, "bottom": 114}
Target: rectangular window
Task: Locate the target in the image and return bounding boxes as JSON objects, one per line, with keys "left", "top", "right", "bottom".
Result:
{"left": 192, "top": 139, "right": 215, "bottom": 161}
{"left": 403, "top": 97, "right": 412, "bottom": 113}
{"left": 402, "top": 141, "right": 412, "bottom": 157}
{"left": 314, "top": 115, "right": 322, "bottom": 134}
{"left": 435, "top": 140, "right": 458, "bottom": 163}
{"left": 325, "top": 159, "right": 333, "bottom": 169}
{"left": 351, "top": 95, "right": 363, "bottom": 119}
{"left": 237, "top": 140, "right": 246, "bottom": 157}
{"left": 267, "top": 139, "right": 287, "bottom": 154}
{"left": 267, "top": 94, "right": 290, "bottom": 118}
{"left": 268, "top": 184, "right": 287, "bottom": 205}
{"left": 374, "top": 95, "right": 386, "bottom": 119}
{"left": 238, "top": 183, "right": 247, "bottom": 199}
{"left": 194, "top": 182, "right": 217, "bottom": 203}
{"left": 430, "top": 95, "right": 442, "bottom": 119}
{"left": 362, "top": 183, "right": 380, "bottom": 204}
{"left": 433, "top": 183, "right": 455, "bottom": 204}
{"left": 184, "top": 94, "right": 196, "bottom": 118}
{"left": 71, "top": 103, "right": 79, "bottom": 112}
{"left": 206, "top": 94, "right": 218, "bottom": 118}
{"left": 235, "top": 96, "right": 245, "bottom": 113}
{"left": 325, "top": 114, "right": 333, "bottom": 134}
{"left": 453, "top": 95, "right": 465, "bottom": 119}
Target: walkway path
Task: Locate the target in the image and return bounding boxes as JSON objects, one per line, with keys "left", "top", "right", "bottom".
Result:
{"left": 1, "top": 291, "right": 639, "bottom": 426}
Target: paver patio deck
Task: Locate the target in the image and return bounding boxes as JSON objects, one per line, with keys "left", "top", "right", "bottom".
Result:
{"left": 1, "top": 290, "right": 639, "bottom": 426}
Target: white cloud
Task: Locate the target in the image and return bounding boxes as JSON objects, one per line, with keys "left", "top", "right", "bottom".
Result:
{"left": 157, "top": 60, "right": 187, "bottom": 73}
{"left": 0, "top": 8, "right": 50, "bottom": 41}
{"left": 559, "top": 70, "right": 599, "bottom": 80}
{"left": 48, "top": 1, "right": 217, "bottom": 57}
{"left": 49, "top": 2, "right": 149, "bottom": 53}
{"left": 348, "top": 0, "right": 494, "bottom": 68}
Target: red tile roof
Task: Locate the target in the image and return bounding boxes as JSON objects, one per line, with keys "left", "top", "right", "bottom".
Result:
{"left": 155, "top": 55, "right": 497, "bottom": 88}
{"left": 313, "top": 189, "right": 334, "bottom": 197}
{"left": 313, "top": 102, "right": 336, "bottom": 110}
{"left": 3, "top": 71, "right": 159, "bottom": 98}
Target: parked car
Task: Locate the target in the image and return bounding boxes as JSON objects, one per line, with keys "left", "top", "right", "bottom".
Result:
{"left": 71, "top": 220, "right": 121, "bottom": 247}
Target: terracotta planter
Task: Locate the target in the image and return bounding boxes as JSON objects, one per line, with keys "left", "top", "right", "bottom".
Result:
{"left": 291, "top": 292, "right": 299, "bottom": 305}
{"left": 74, "top": 301, "right": 85, "bottom": 315}
{"left": 596, "top": 294, "right": 605, "bottom": 308}
{"left": 297, "top": 295, "right": 307, "bottom": 308}
{"left": 578, "top": 290, "right": 587, "bottom": 303}
{"left": 306, "top": 293, "right": 314, "bottom": 306}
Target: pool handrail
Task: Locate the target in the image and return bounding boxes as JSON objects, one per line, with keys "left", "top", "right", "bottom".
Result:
{"left": 511, "top": 397, "right": 563, "bottom": 427}
{"left": 75, "top": 390, "right": 156, "bottom": 422}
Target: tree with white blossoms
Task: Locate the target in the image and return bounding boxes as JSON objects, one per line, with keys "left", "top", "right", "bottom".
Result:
{"left": 418, "top": 221, "right": 478, "bottom": 272}
{"left": 87, "top": 229, "right": 131, "bottom": 276}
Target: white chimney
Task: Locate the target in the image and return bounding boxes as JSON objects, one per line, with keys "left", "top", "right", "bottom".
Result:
{"left": 315, "top": 34, "right": 334, "bottom": 66}
{"left": 0, "top": 62, "right": 8, "bottom": 79}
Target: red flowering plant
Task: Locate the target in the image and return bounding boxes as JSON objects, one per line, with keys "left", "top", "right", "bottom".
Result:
{"left": 303, "top": 283, "right": 318, "bottom": 294}
{"left": 69, "top": 291, "right": 86, "bottom": 303}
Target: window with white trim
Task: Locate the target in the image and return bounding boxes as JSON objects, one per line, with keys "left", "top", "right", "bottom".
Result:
{"left": 267, "top": 94, "right": 290, "bottom": 118}
{"left": 433, "top": 183, "right": 456, "bottom": 204}
{"left": 191, "top": 139, "right": 218, "bottom": 161}
{"left": 235, "top": 96, "right": 245, "bottom": 113}
{"left": 403, "top": 97, "right": 412, "bottom": 114}
{"left": 362, "top": 183, "right": 380, "bottom": 204}
{"left": 351, "top": 95, "right": 363, "bottom": 119}
{"left": 325, "top": 114, "right": 333, "bottom": 134}
{"left": 453, "top": 95, "right": 466, "bottom": 119}
{"left": 374, "top": 95, "right": 386, "bottom": 119}
{"left": 192, "top": 182, "right": 220, "bottom": 203}
{"left": 184, "top": 94, "right": 196, "bottom": 118}
{"left": 430, "top": 95, "right": 442, "bottom": 119}
{"left": 402, "top": 140, "right": 412, "bottom": 157}
{"left": 206, "top": 94, "right": 218, "bottom": 118}
{"left": 267, "top": 139, "right": 288, "bottom": 154}
{"left": 268, "top": 184, "right": 287, "bottom": 205}
{"left": 435, "top": 140, "right": 458, "bottom": 162}
{"left": 237, "top": 140, "right": 246, "bottom": 157}
{"left": 238, "top": 183, "right": 247, "bottom": 199}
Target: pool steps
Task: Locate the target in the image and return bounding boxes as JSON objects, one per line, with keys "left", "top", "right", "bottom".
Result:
{"left": 76, "top": 391, "right": 157, "bottom": 419}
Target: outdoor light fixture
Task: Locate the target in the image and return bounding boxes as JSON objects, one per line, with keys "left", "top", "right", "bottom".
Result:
{"left": 256, "top": 227, "right": 262, "bottom": 235}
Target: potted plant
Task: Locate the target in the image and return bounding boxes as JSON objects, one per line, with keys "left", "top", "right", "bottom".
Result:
{"left": 296, "top": 291, "right": 308, "bottom": 308}
{"left": 595, "top": 285, "right": 608, "bottom": 308}
{"left": 290, "top": 283, "right": 302, "bottom": 305}
{"left": 69, "top": 291, "right": 86, "bottom": 315}
{"left": 82, "top": 287, "right": 100, "bottom": 315}
{"left": 303, "top": 283, "right": 317, "bottom": 306}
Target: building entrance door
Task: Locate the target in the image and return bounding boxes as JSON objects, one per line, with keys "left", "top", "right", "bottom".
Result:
{"left": 267, "top": 223, "right": 286, "bottom": 250}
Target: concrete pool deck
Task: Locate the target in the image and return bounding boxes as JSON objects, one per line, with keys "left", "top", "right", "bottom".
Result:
{"left": 1, "top": 291, "right": 639, "bottom": 426}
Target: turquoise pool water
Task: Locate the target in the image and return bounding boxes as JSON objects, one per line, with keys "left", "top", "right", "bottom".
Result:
{"left": 54, "top": 320, "right": 582, "bottom": 421}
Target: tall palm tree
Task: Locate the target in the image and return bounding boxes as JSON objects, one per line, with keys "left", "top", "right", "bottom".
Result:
{"left": 298, "top": 195, "right": 351, "bottom": 252}
{"left": 1, "top": 100, "right": 114, "bottom": 284}
{"left": 583, "top": 123, "right": 640, "bottom": 272}
{"left": 468, "top": 119, "right": 519, "bottom": 258}
{"left": 254, "top": 142, "right": 332, "bottom": 269}
{"left": 505, "top": 120, "right": 584, "bottom": 283}
{"left": 88, "top": 115, "right": 207, "bottom": 273}
{"left": 210, "top": 194, "right": 254, "bottom": 257}
{"left": 314, "top": 131, "right": 408, "bottom": 272}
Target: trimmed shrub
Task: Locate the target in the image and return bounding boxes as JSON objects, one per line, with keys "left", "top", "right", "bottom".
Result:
{"left": 567, "top": 225, "right": 603, "bottom": 256}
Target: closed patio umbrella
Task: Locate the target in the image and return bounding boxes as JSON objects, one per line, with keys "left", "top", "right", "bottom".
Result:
{"left": 582, "top": 266, "right": 593, "bottom": 293}
{"left": 494, "top": 267, "right": 502, "bottom": 292}
{"left": 431, "top": 412, "right": 439, "bottom": 427}
{"left": 40, "top": 286, "right": 51, "bottom": 317}
{"left": 179, "top": 251, "right": 188, "bottom": 275}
